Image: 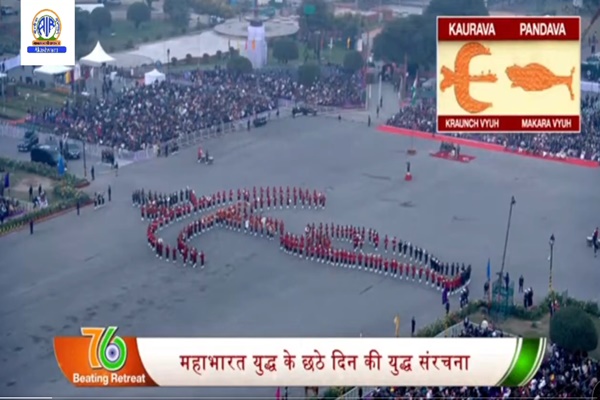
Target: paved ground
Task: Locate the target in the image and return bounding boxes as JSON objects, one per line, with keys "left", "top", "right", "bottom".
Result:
{"left": 0, "top": 116, "right": 598, "bottom": 396}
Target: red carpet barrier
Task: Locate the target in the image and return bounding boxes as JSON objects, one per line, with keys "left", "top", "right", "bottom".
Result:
{"left": 378, "top": 125, "right": 599, "bottom": 168}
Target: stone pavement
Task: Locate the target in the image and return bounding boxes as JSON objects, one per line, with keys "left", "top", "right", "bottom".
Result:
{"left": 0, "top": 117, "right": 598, "bottom": 396}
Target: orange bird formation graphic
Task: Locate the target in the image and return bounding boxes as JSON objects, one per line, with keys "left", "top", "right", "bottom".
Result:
{"left": 505, "top": 64, "right": 576, "bottom": 101}
{"left": 439, "top": 42, "right": 498, "bottom": 114}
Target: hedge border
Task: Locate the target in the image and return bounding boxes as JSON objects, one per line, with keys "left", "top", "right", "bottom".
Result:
{"left": 0, "top": 157, "right": 91, "bottom": 237}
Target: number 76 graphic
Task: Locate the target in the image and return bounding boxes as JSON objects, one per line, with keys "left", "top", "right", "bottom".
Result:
{"left": 80, "top": 327, "right": 128, "bottom": 372}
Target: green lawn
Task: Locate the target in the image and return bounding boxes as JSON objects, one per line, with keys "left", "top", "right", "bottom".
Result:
{"left": 0, "top": 86, "right": 69, "bottom": 120}
{"left": 87, "top": 20, "right": 205, "bottom": 54}
{"left": 0, "top": 105, "right": 27, "bottom": 120}
{"left": 165, "top": 42, "right": 352, "bottom": 75}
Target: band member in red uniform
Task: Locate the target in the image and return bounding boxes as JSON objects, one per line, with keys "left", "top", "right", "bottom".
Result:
{"left": 199, "top": 251, "right": 205, "bottom": 268}
{"left": 253, "top": 186, "right": 257, "bottom": 200}
{"left": 391, "top": 236, "right": 397, "bottom": 254}
{"left": 293, "top": 190, "right": 298, "bottom": 208}
{"left": 425, "top": 268, "right": 431, "bottom": 285}
{"left": 373, "top": 233, "right": 379, "bottom": 250}
{"left": 391, "top": 258, "right": 398, "bottom": 277}
{"left": 191, "top": 248, "right": 197, "bottom": 268}
{"left": 182, "top": 247, "right": 188, "bottom": 265}
{"left": 357, "top": 252, "right": 363, "bottom": 269}
{"left": 384, "top": 235, "right": 389, "bottom": 252}
{"left": 165, "top": 244, "right": 170, "bottom": 263}
{"left": 418, "top": 266, "right": 424, "bottom": 282}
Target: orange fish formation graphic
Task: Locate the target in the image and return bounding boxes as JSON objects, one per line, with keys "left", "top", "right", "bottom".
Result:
{"left": 440, "top": 42, "right": 498, "bottom": 114}
{"left": 505, "top": 64, "right": 576, "bottom": 100}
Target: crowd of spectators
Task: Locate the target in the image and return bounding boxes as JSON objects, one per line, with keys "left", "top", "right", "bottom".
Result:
{"left": 387, "top": 97, "right": 600, "bottom": 162}
{"left": 362, "top": 319, "right": 599, "bottom": 400}
{"left": 29, "top": 66, "right": 364, "bottom": 151}
{"left": 0, "top": 197, "right": 25, "bottom": 223}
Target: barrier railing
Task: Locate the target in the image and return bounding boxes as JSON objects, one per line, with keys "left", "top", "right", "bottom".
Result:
{"left": 0, "top": 104, "right": 294, "bottom": 164}
{"left": 336, "top": 386, "right": 377, "bottom": 400}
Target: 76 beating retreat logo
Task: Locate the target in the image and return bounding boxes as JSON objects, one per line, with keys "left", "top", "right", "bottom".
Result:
{"left": 81, "top": 326, "right": 128, "bottom": 372}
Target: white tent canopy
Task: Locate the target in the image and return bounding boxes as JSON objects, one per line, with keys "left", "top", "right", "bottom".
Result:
{"left": 34, "top": 65, "right": 73, "bottom": 75}
{"left": 144, "top": 69, "right": 166, "bottom": 86}
{"left": 80, "top": 41, "right": 115, "bottom": 66}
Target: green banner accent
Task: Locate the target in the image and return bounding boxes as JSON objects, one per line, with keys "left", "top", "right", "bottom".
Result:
{"left": 499, "top": 338, "right": 547, "bottom": 387}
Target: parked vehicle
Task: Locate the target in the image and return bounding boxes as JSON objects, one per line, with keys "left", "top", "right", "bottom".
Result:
{"left": 17, "top": 131, "right": 39, "bottom": 152}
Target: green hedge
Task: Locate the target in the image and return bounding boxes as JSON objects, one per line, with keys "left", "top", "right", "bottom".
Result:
{"left": 0, "top": 157, "right": 90, "bottom": 235}
{"left": 322, "top": 387, "right": 352, "bottom": 399}
{"left": 416, "top": 294, "right": 600, "bottom": 338}
{"left": 0, "top": 157, "right": 89, "bottom": 188}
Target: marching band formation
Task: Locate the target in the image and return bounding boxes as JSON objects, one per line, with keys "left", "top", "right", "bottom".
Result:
{"left": 131, "top": 186, "right": 471, "bottom": 294}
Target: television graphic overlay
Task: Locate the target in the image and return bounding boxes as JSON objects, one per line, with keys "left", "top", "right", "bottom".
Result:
{"left": 436, "top": 16, "right": 581, "bottom": 133}
{"left": 54, "top": 327, "right": 155, "bottom": 387}
{"left": 20, "top": 0, "right": 75, "bottom": 66}
{"left": 54, "top": 330, "right": 548, "bottom": 387}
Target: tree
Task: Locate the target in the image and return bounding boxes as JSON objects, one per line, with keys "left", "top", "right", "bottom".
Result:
{"left": 75, "top": 10, "right": 91, "bottom": 44}
{"left": 127, "top": 2, "right": 151, "bottom": 29}
{"left": 333, "top": 14, "right": 361, "bottom": 44}
{"left": 226, "top": 55, "right": 253, "bottom": 74}
{"left": 90, "top": 7, "right": 112, "bottom": 35}
{"left": 163, "top": 0, "right": 191, "bottom": 27}
{"left": 298, "top": 0, "right": 333, "bottom": 35}
{"left": 550, "top": 306, "right": 598, "bottom": 353}
{"left": 343, "top": 50, "right": 363, "bottom": 73}
{"left": 373, "top": 15, "right": 435, "bottom": 68}
{"left": 272, "top": 38, "right": 299, "bottom": 64}
{"left": 298, "top": 63, "right": 321, "bottom": 86}
{"left": 373, "top": 0, "right": 488, "bottom": 69}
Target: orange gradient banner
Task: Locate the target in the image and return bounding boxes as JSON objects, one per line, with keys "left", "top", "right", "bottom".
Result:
{"left": 54, "top": 335, "right": 156, "bottom": 387}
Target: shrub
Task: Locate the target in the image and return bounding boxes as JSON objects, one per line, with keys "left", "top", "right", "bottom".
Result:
{"left": 550, "top": 306, "right": 598, "bottom": 353}
{"left": 185, "top": 53, "right": 193, "bottom": 63}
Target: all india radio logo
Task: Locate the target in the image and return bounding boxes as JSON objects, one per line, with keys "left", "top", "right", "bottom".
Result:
{"left": 32, "top": 9, "right": 62, "bottom": 45}
{"left": 81, "top": 326, "right": 128, "bottom": 372}
{"left": 28, "top": 9, "right": 68, "bottom": 54}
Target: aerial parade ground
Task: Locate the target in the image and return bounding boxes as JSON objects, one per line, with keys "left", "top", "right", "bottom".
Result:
{"left": 0, "top": 117, "right": 598, "bottom": 397}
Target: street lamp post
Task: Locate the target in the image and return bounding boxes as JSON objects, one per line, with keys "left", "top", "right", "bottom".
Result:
{"left": 499, "top": 196, "right": 517, "bottom": 279}
{"left": 167, "top": 48, "right": 170, "bottom": 78}
{"left": 82, "top": 139, "right": 87, "bottom": 178}
{"left": 549, "top": 234, "right": 555, "bottom": 296}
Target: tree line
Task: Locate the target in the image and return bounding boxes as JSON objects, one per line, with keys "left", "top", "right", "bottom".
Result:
{"left": 372, "top": 0, "right": 489, "bottom": 71}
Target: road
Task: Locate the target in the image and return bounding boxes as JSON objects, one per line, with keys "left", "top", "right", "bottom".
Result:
{"left": 0, "top": 112, "right": 598, "bottom": 396}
